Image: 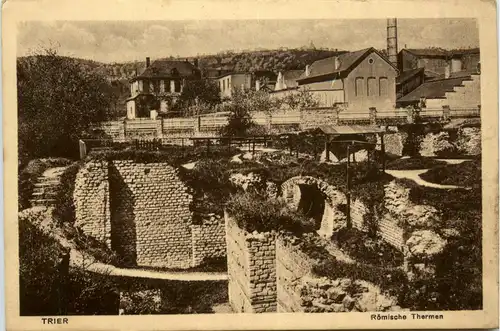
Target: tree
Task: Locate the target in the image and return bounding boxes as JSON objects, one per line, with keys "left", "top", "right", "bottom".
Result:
{"left": 280, "top": 88, "right": 320, "bottom": 111}
{"left": 17, "top": 48, "right": 114, "bottom": 162}
{"left": 179, "top": 79, "right": 221, "bottom": 109}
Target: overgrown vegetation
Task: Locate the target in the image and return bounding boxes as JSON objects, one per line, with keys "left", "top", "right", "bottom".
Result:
{"left": 286, "top": 233, "right": 407, "bottom": 298}
{"left": 226, "top": 192, "right": 315, "bottom": 234}
{"left": 18, "top": 49, "right": 115, "bottom": 162}
{"left": 332, "top": 228, "right": 404, "bottom": 268}
{"left": 419, "top": 159, "right": 481, "bottom": 187}
{"left": 19, "top": 215, "right": 119, "bottom": 315}
{"left": 395, "top": 177, "right": 482, "bottom": 310}
{"left": 386, "top": 157, "right": 448, "bottom": 170}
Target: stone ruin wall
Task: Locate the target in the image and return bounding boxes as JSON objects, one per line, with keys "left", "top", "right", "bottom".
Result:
{"left": 275, "top": 238, "right": 315, "bottom": 312}
{"left": 275, "top": 237, "right": 401, "bottom": 313}
{"left": 73, "top": 160, "right": 226, "bottom": 269}
{"left": 109, "top": 160, "right": 193, "bottom": 268}
{"left": 191, "top": 213, "right": 226, "bottom": 266}
{"left": 281, "top": 176, "right": 347, "bottom": 239}
{"left": 225, "top": 213, "right": 277, "bottom": 313}
{"left": 73, "top": 160, "right": 111, "bottom": 247}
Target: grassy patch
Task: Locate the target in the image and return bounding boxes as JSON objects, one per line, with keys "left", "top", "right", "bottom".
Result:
{"left": 419, "top": 159, "right": 481, "bottom": 187}
{"left": 386, "top": 157, "right": 448, "bottom": 170}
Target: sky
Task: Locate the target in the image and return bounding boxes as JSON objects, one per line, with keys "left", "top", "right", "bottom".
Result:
{"left": 17, "top": 18, "right": 479, "bottom": 63}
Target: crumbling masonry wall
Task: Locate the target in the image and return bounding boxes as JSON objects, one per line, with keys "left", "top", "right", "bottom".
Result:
{"left": 191, "top": 214, "right": 226, "bottom": 266}
{"left": 74, "top": 160, "right": 225, "bottom": 269}
{"left": 225, "top": 213, "right": 277, "bottom": 313}
{"left": 73, "top": 160, "right": 111, "bottom": 247}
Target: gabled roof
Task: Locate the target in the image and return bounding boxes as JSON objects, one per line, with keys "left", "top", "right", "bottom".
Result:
{"left": 397, "top": 76, "right": 472, "bottom": 103}
{"left": 296, "top": 47, "right": 397, "bottom": 83}
{"left": 397, "top": 68, "right": 425, "bottom": 85}
{"left": 132, "top": 60, "right": 200, "bottom": 81}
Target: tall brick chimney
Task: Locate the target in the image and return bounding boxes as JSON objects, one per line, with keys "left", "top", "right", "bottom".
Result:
{"left": 386, "top": 18, "right": 398, "bottom": 67}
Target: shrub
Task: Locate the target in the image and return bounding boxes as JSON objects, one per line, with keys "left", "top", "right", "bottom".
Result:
{"left": 19, "top": 216, "right": 67, "bottom": 315}
{"left": 226, "top": 192, "right": 315, "bottom": 234}
{"left": 386, "top": 157, "right": 448, "bottom": 170}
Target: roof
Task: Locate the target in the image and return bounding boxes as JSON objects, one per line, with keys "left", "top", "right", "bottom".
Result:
{"left": 282, "top": 70, "right": 303, "bottom": 88}
{"left": 307, "top": 125, "right": 386, "bottom": 135}
{"left": 215, "top": 71, "right": 251, "bottom": 79}
{"left": 133, "top": 60, "right": 200, "bottom": 81}
{"left": 297, "top": 47, "right": 397, "bottom": 83}
{"left": 397, "top": 68, "right": 425, "bottom": 85}
{"left": 404, "top": 48, "right": 449, "bottom": 57}
{"left": 397, "top": 76, "right": 472, "bottom": 103}
{"left": 403, "top": 47, "right": 480, "bottom": 58}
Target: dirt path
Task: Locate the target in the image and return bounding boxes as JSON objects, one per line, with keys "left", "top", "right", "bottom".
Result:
{"left": 385, "top": 169, "right": 464, "bottom": 189}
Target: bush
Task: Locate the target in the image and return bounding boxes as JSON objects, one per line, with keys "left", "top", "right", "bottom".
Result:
{"left": 226, "top": 192, "right": 315, "bottom": 234}
{"left": 19, "top": 216, "right": 67, "bottom": 315}
{"left": 386, "top": 157, "right": 448, "bottom": 170}
{"left": 419, "top": 159, "right": 481, "bottom": 187}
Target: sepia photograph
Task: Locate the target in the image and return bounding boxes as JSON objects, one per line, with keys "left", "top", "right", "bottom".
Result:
{"left": 3, "top": 0, "right": 498, "bottom": 329}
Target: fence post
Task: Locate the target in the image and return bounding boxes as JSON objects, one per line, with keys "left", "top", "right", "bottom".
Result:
{"left": 442, "top": 105, "right": 451, "bottom": 120}
{"left": 369, "top": 107, "right": 377, "bottom": 125}
{"left": 79, "top": 140, "right": 87, "bottom": 159}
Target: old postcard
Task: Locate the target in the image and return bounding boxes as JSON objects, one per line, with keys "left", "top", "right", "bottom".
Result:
{"left": 3, "top": 0, "right": 498, "bottom": 329}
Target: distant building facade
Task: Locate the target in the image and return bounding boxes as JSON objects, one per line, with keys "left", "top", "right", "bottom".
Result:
{"left": 215, "top": 72, "right": 253, "bottom": 99}
{"left": 295, "top": 47, "right": 398, "bottom": 111}
{"left": 126, "top": 57, "right": 201, "bottom": 119}
{"left": 398, "top": 48, "right": 480, "bottom": 77}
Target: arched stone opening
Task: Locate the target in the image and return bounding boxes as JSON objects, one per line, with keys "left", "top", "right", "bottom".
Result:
{"left": 281, "top": 176, "right": 347, "bottom": 239}
{"left": 296, "top": 184, "right": 326, "bottom": 231}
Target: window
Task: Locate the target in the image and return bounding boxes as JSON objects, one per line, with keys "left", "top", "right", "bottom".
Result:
{"left": 355, "top": 77, "right": 364, "bottom": 96}
{"left": 160, "top": 80, "right": 165, "bottom": 93}
{"left": 379, "top": 77, "right": 388, "bottom": 96}
{"left": 368, "top": 58, "right": 374, "bottom": 64}
{"left": 223, "top": 80, "right": 226, "bottom": 91}
{"left": 367, "top": 77, "right": 377, "bottom": 97}
{"left": 174, "top": 80, "right": 181, "bottom": 93}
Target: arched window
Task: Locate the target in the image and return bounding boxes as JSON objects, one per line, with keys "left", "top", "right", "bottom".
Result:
{"left": 367, "top": 77, "right": 377, "bottom": 97}
{"left": 379, "top": 77, "right": 388, "bottom": 96}
{"left": 355, "top": 77, "right": 364, "bottom": 97}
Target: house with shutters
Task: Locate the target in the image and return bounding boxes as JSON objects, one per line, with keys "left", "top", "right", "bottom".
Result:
{"left": 295, "top": 47, "right": 398, "bottom": 111}
{"left": 126, "top": 57, "right": 201, "bottom": 119}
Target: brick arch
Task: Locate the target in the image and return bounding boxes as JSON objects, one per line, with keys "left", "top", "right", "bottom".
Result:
{"left": 281, "top": 176, "right": 347, "bottom": 239}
